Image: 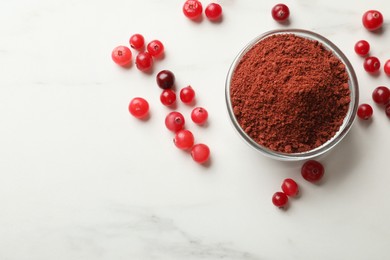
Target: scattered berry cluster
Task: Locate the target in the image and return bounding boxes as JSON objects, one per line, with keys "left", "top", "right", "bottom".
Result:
{"left": 354, "top": 10, "right": 390, "bottom": 120}
{"left": 112, "top": 33, "right": 164, "bottom": 72}
{"left": 183, "top": 0, "right": 223, "bottom": 21}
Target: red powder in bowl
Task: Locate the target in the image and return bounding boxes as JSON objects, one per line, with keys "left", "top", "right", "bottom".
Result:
{"left": 230, "top": 34, "right": 350, "bottom": 153}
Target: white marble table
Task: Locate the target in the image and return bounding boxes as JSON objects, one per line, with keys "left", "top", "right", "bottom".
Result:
{"left": 1, "top": 0, "right": 390, "bottom": 259}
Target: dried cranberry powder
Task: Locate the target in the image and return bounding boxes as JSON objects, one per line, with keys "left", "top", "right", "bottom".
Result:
{"left": 230, "top": 34, "right": 350, "bottom": 153}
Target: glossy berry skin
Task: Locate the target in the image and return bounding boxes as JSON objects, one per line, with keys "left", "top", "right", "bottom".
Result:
{"left": 183, "top": 0, "right": 203, "bottom": 20}
{"left": 386, "top": 103, "right": 390, "bottom": 118}
{"left": 363, "top": 56, "right": 380, "bottom": 73}
{"left": 111, "top": 46, "right": 132, "bottom": 66}
{"left": 135, "top": 52, "right": 153, "bottom": 72}
{"left": 173, "top": 130, "right": 194, "bottom": 150}
{"left": 357, "top": 104, "right": 373, "bottom": 120}
{"left": 281, "top": 178, "right": 299, "bottom": 197}
{"left": 191, "top": 144, "right": 210, "bottom": 164}
{"left": 128, "top": 97, "right": 149, "bottom": 119}
{"left": 129, "top": 34, "right": 145, "bottom": 49}
{"left": 372, "top": 86, "right": 390, "bottom": 105}
{"left": 362, "top": 10, "right": 383, "bottom": 31}
{"left": 384, "top": 60, "right": 390, "bottom": 76}
{"left": 147, "top": 40, "right": 164, "bottom": 58}
{"left": 191, "top": 107, "right": 208, "bottom": 125}
{"left": 354, "top": 40, "right": 370, "bottom": 56}
{"left": 160, "top": 89, "right": 176, "bottom": 106}
{"left": 180, "top": 86, "right": 196, "bottom": 104}
{"left": 271, "top": 4, "right": 290, "bottom": 22}
{"left": 156, "top": 70, "right": 175, "bottom": 89}
{"left": 205, "top": 3, "right": 222, "bottom": 21}
{"left": 165, "top": 111, "right": 185, "bottom": 132}
{"left": 301, "top": 160, "right": 324, "bottom": 183}
{"left": 272, "top": 192, "right": 288, "bottom": 208}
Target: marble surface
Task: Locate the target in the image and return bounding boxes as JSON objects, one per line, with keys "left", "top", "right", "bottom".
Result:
{"left": 1, "top": 0, "right": 390, "bottom": 259}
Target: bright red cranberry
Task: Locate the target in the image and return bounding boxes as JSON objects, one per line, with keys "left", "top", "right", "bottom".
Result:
{"left": 183, "top": 0, "right": 203, "bottom": 20}
{"left": 271, "top": 4, "right": 290, "bottom": 22}
{"left": 160, "top": 89, "right": 176, "bottom": 106}
{"left": 357, "top": 104, "right": 373, "bottom": 120}
{"left": 384, "top": 60, "right": 390, "bottom": 76}
{"left": 147, "top": 40, "right": 164, "bottom": 58}
{"left": 156, "top": 70, "right": 175, "bottom": 89}
{"left": 386, "top": 103, "right": 390, "bottom": 118}
{"left": 128, "top": 97, "right": 149, "bottom": 119}
{"left": 180, "top": 86, "right": 196, "bottom": 104}
{"left": 372, "top": 86, "right": 390, "bottom": 105}
{"left": 205, "top": 3, "right": 222, "bottom": 21}
{"left": 135, "top": 52, "right": 153, "bottom": 72}
{"left": 191, "top": 144, "right": 210, "bottom": 164}
{"left": 362, "top": 10, "right": 383, "bottom": 31}
{"left": 111, "top": 46, "right": 132, "bottom": 66}
{"left": 129, "top": 34, "right": 145, "bottom": 49}
{"left": 301, "top": 160, "right": 324, "bottom": 183}
{"left": 272, "top": 192, "right": 288, "bottom": 208}
{"left": 165, "top": 112, "right": 185, "bottom": 132}
{"left": 173, "top": 130, "right": 194, "bottom": 150}
{"left": 354, "top": 40, "right": 370, "bottom": 56}
{"left": 363, "top": 56, "right": 380, "bottom": 73}
{"left": 191, "top": 107, "right": 208, "bottom": 125}
{"left": 281, "top": 178, "right": 299, "bottom": 197}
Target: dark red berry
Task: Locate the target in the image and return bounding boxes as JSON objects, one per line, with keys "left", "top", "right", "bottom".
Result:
{"left": 271, "top": 4, "right": 290, "bottom": 22}
{"left": 156, "top": 70, "right": 175, "bottom": 89}
{"left": 354, "top": 40, "right": 370, "bottom": 56}
{"left": 357, "top": 103, "right": 373, "bottom": 120}
{"left": 372, "top": 86, "right": 390, "bottom": 105}
{"left": 272, "top": 192, "right": 288, "bottom": 208}
{"left": 362, "top": 10, "right": 383, "bottom": 31}
{"left": 281, "top": 178, "right": 299, "bottom": 197}
{"left": 363, "top": 56, "right": 380, "bottom": 73}
{"left": 301, "top": 160, "right": 324, "bottom": 183}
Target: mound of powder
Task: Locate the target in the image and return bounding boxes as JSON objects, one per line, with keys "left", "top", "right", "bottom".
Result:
{"left": 230, "top": 34, "right": 350, "bottom": 153}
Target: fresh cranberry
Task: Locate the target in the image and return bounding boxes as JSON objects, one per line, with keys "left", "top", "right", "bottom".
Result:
{"left": 191, "top": 144, "right": 210, "bottom": 164}
{"left": 180, "top": 86, "right": 196, "bottom": 104}
{"left": 362, "top": 10, "right": 383, "bottom": 31}
{"left": 384, "top": 60, "right": 390, "bottom": 76}
{"left": 135, "top": 52, "right": 153, "bottom": 72}
{"left": 363, "top": 56, "right": 380, "bottom": 73}
{"left": 183, "top": 0, "right": 203, "bottom": 20}
{"left": 372, "top": 86, "right": 390, "bottom": 105}
{"left": 205, "top": 3, "right": 222, "bottom": 21}
{"left": 111, "top": 46, "right": 132, "bottom": 66}
{"left": 147, "top": 40, "right": 164, "bottom": 58}
{"left": 128, "top": 97, "right": 149, "bottom": 119}
{"left": 357, "top": 104, "right": 373, "bottom": 120}
{"left": 271, "top": 4, "right": 290, "bottom": 22}
{"left": 301, "top": 160, "right": 324, "bottom": 183}
{"left": 129, "top": 34, "right": 145, "bottom": 49}
{"left": 354, "top": 40, "right": 370, "bottom": 56}
{"left": 281, "top": 178, "right": 299, "bottom": 197}
{"left": 173, "top": 130, "right": 194, "bottom": 150}
{"left": 272, "top": 192, "right": 288, "bottom": 208}
{"left": 160, "top": 89, "right": 176, "bottom": 106}
{"left": 156, "top": 70, "right": 175, "bottom": 89}
{"left": 191, "top": 107, "right": 208, "bottom": 125}
{"left": 165, "top": 112, "right": 185, "bottom": 132}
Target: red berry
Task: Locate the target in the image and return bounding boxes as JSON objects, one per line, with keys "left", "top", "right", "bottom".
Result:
{"left": 301, "top": 160, "right": 324, "bottom": 183}
{"left": 183, "top": 0, "right": 203, "bottom": 20}
{"left": 281, "top": 178, "right": 299, "bottom": 197}
{"left": 372, "top": 86, "right": 390, "bottom": 105}
{"left": 135, "top": 52, "right": 153, "bottom": 72}
{"left": 173, "top": 130, "right": 194, "bottom": 150}
{"left": 165, "top": 112, "right": 185, "bottom": 132}
{"left": 362, "top": 10, "right": 383, "bottom": 31}
{"left": 363, "top": 56, "right": 380, "bottom": 73}
{"left": 384, "top": 60, "right": 390, "bottom": 76}
{"left": 111, "top": 46, "right": 132, "bottom": 66}
{"left": 386, "top": 103, "right": 390, "bottom": 118}
{"left": 354, "top": 40, "right": 370, "bottom": 56}
{"left": 160, "top": 89, "right": 176, "bottom": 106}
{"left": 271, "top": 4, "right": 290, "bottom": 22}
{"left": 191, "top": 107, "right": 208, "bottom": 125}
{"left": 129, "top": 34, "right": 145, "bottom": 49}
{"left": 272, "top": 192, "right": 288, "bottom": 208}
{"left": 180, "top": 86, "right": 196, "bottom": 104}
{"left": 205, "top": 3, "right": 223, "bottom": 21}
{"left": 156, "top": 70, "right": 175, "bottom": 89}
{"left": 357, "top": 103, "right": 373, "bottom": 120}
{"left": 147, "top": 40, "right": 164, "bottom": 58}
{"left": 128, "top": 97, "right": 149, "bottom": 119}
{"left": 191, "top": 144, "right": 210, "bottom": 164}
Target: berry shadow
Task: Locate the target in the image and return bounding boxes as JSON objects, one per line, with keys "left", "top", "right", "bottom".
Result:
{"left": 276, "top": 19, "right": 291, "bottom": 26}
{"left": 208, "top": 15, "right": 223, "bottom": 24}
